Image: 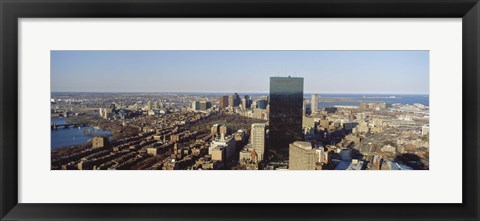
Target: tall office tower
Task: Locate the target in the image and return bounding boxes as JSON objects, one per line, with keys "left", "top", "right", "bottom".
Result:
{"left": 228, "top": 96, "right": 233, "bottom": 107}
{"left": 199, "top": 101, "right": 211, "bottom": 111}
{"left": 311, "top": 94, "right": 319, "bottom": 114}
{"left": 153, "top": 101, "right": 160, "bottom": 110}
{"left": 289, "top": 141, "right": 318, "bottom": 170}
{"left": 244, "top": 95, "right": 251, "bottom": 109}
{"left": 229, "top": 93, "right": 241, "bottom": 107}
{"left": 234, "top": 93, "right": 241, "bottom": 106}
{"left": 191, "top": 101, "right": 200, "bottom": 111}
{"left": 251, "top": 123, "right": 266, "bottom": 162}
{"left": 269, "top": 76, "right": 304, "bottom": 161}
{"left": 219, "top": 95, "right": 229, "bottom": 108}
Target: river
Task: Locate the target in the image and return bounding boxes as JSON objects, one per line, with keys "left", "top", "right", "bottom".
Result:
{"left": 51, "top": 118, "right": 112, "bottom": 149}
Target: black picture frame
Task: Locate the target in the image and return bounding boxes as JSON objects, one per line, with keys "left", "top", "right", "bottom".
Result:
{"left": 1, "top": 0, "right": 479, "bottom": 220}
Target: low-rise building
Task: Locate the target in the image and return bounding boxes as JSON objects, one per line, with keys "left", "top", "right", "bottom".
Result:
{"left": 92, "top": 136, "right": 108, "bottom": 148}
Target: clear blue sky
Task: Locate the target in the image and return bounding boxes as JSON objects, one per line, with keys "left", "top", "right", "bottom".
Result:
{"left": 51, "top": 50, "right": 429, "bottom": 94}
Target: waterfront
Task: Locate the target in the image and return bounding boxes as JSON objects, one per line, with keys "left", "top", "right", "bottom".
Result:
{"left": 51, "top": 118, "right": 112, "bottom": 149}
{"left": 50, "top": 94, "right": 428, "bottom": 150}
{"left": 167, "top": 93, "right": 429, "bottom": 107}
{"left": 315, "top": 94, "right": 429, "bottom": 107}
{"left": 50, "top": 50, "right": 429, "bottom": 170}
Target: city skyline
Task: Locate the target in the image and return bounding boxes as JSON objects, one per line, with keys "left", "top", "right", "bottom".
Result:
{"left": 51, "top": 53, "right": 430, "bottom": 170}
{"left": 51, "top": 50, "right": 429, "bottom": 94}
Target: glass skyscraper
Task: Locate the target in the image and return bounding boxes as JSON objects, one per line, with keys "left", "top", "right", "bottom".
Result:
{"left": 269, "top": 76, "right": 304, "bottom": 162}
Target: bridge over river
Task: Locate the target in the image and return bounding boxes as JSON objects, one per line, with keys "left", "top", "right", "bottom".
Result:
{"left": 51, "top": 123, "right": 86, "bottom": 130}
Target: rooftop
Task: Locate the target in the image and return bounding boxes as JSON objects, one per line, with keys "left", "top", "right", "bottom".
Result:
{"left": 291, "top": 141, "right": 312, "bottom": 150}
{"left": 251, "top": 123, "right": 266, "bottom": 127}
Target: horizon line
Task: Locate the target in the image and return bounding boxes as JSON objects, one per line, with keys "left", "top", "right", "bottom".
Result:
{"left": 51, "top": 91, "right": 429, "bottom": 95}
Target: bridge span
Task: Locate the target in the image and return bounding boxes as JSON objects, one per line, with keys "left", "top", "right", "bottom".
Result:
{"left": 51, "top": 123, "right": 86, "bottom": 130}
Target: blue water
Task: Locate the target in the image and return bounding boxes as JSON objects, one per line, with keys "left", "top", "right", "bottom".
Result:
{"left": 315, "top": 94, "right": 428, "bottom": 108}
{"left": 51, "top": 118, "right": 112, "bottom": 149}
{"left": 319, "top": 102, "right": 360, "bottom": 108}
{"left": 191, "top": 93, "right": 428, "bottom": 106}
{"left": 235, "top": 93, "right": 428, "bottom": 107}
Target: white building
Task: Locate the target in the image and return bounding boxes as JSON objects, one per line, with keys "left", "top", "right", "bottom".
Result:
{"left": 311, "top": 94, "right": 319, "bottom": 114}
{"left": 251, "top": 123, "right": 266, "bottom": 161}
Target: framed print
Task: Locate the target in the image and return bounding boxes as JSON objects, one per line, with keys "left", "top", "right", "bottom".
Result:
{"left": 1, "top": 0, "right": 479, "bottom": 220}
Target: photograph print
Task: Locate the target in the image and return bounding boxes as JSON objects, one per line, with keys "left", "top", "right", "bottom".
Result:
{"left": 51, "top": 50, "right": 429, "bottom": 170}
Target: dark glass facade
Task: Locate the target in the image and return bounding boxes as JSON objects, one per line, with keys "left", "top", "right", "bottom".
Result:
{"left": 256, "top": 99, "right": 268, "bottom": 109}
{"left": 268, "top": 77, "right": 304, "bottom": 161}
{"left": 229, "top": 93, "right": 241, "bottom": 107}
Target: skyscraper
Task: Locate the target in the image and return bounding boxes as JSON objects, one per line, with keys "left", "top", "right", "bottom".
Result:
{"left": 246, "top": 95, "right": 252, "bottom": 107}
{"left": 242, "top": 95, "right": 251, "bottom": 110}
{"left": 229, "top": 93, "right": 241, "bottom": 107}
{"left": 199, "top": 101, "right": 212, "bottom": 111}
{"left": 269, "top": 76, "right": 304, "bottom": 161}
{"left": 311, "top": 94, "right": 319, "bottom": 114}
{"left": 219, "top": 95, "right": 229, "bottom": 108}
{"left": 251, "top": 123, "right": 266, "bottom": 162}
{"left": 192, "top": 101, "right": 200, "bottom": 111}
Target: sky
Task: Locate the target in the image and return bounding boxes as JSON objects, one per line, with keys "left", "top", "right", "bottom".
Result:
{"left": 51, "top": 50, "right": 429, "bottom": 94}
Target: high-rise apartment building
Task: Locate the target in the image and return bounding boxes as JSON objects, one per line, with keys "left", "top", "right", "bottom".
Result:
{"left": 311, "top": 94, "right": 319, "bottom": 114}
{"left": 269, "top": 76, "right": 304, "bottom": 161}
{"left": 251, "top": 123, "right": 266, "bottom": 161}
